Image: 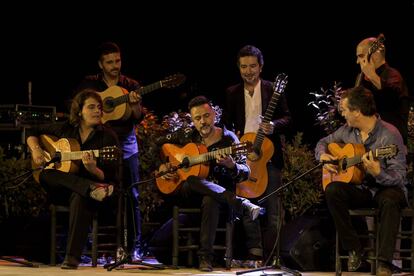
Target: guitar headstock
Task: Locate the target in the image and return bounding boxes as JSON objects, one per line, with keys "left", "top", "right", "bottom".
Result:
{"left": 100, "top": 146, "right": 121, "bottom": 161}
{"left": 273, "top": 73, "right": 288, "bottom": 94}
{"left": 232, "top": 141, "right": 253, "bottom": 155}
{"left": 367, "top": 33, "right": 385, "bottom": 60}
{"left": 374, "top": 144, "right": 398, "bottom": 160}
{"left": 161, "top": 73, "right": 186, "bottom": 88}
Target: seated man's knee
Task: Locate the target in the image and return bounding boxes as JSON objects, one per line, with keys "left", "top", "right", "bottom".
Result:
{"left": 324, "top": 182, "right": 347, "bottom": 200}
{"left": 201, "top": 196, "right": 219, "bottom": 210}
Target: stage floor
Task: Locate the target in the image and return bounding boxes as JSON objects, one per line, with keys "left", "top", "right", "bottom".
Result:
{"left": 1, "top": 262, "right": 412, "bottom": 276}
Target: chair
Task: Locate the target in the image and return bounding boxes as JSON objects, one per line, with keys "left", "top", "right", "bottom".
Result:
{"left": 335, "top": 206, "right": 414, "bottom": 275}
{"left": 171, "top": 206, "right": 233, "bottom": 269}
{"left": 49, "top": 204, "right": 118, "bottom": 267}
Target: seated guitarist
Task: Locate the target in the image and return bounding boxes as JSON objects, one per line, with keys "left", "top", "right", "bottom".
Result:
{"left": 27, "top": 89, "right": 120, "bottom": 269}
{"left": 315, "top": 86, "right": 407, "bottom": 276}
{"left": 156, "top": 96, "right": 261, "bottom": 272}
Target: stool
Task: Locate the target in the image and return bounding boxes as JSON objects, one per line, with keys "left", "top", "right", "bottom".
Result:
{"left": 335, "top": 207, "right": 414, "bottom": 275}
{"left": 172, "top": 206, "right": 233, "bottom": 269}
{"left": 49, "top": 204, "right": 118, "bottom": 267}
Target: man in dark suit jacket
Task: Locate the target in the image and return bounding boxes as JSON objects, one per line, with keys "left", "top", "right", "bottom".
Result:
{"left": 224, "top": 45, "right": 292, "bottom": 263}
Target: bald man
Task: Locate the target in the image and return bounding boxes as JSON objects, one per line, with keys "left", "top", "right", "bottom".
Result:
{"left": 355, "top": 36, "right": 409, "bottom": 143}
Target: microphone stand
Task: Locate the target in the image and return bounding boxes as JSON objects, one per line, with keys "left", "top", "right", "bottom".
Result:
{"left": 103, "top": 172, "right": 166, "bottom": 271}
{"left": 236, "top": 162, "right": 324, "bottom": 276}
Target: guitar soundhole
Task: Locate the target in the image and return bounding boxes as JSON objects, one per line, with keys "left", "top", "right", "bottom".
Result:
{"left": 248, "top": 151, "right": 260, "bottom": 162}
{"left": 103, "top": 98, "right": 115, "bottom": 112}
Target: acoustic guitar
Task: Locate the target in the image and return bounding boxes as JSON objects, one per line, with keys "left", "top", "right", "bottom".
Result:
{"left": 354, "top": 33, "right": 385, "bottom": 87}
{"left": 237, "top": 73, "right": 288, "bottom": 198}
{"left": 100, "top": 73, "right": 186, "bottom": 124}
{"left": 322, "top": 143, "right": 398, "bottom": 190}
{"left": 32, "top": 134, "right": 119, "bottom": 183}
{"left": 155, "top": 141, "right": 252, "bottom": 195}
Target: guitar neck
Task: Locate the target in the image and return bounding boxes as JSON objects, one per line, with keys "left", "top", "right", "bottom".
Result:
{"left": 354, "top": 72, "right": 364, "bottom": 87}
{"left": 60, "top": 149, "right": 100, "bottom": 161}
{"left": 111, "top": 81, "right": 163, "bottom": 107}
{"left": 254, "top": 92, "right": 281, "bottom": 148}
{"left": 187, "top": 146, "right": 234, "bottom": 167}
{"left": 342, "top": 149, "right": 381, "bottom": 169}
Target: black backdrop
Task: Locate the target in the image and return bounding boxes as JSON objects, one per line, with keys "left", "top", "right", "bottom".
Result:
{"left": 2, "top": 1, "right": 414, "bottom": 145}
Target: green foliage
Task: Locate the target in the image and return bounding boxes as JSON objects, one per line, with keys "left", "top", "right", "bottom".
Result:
{"left": 281, "top": 133, "right": 323, "bottom": 219}
{"left": 0, "top": 148, "right": 47, "bottom": 223}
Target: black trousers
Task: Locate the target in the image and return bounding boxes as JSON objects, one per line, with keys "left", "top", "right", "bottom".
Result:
{"left": 325, "top": 182, "right": 406, "bottom": 263}
{"left": 177, "top": 175, "right": 245, "bottom": 257}
{"left": 40, "top": 169, "right": 99, "bottom": 261}
{"left": 243, "top": 163, "right": 282, "bottom": 259}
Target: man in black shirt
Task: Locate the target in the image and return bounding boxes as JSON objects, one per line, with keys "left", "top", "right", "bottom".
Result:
{"left": 356, "top": 36, "right": 409, "bottom": 143}
{"left": 157, "top": 96, "right": 261, "bottom": 272}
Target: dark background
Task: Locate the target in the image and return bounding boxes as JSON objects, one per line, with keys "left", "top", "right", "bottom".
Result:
{"left": 2, "top": 1, "right": 414, "bottom": 145}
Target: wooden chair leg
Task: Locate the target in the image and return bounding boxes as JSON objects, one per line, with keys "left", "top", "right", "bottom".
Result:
{"left": 172, "top": 206, "right": 179, "bottom": 267}
{"left": 50, "top": 205, "right": 57, "bottom": 266}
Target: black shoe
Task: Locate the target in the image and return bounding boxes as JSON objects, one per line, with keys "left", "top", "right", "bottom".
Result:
{"left": 347, "top": 250, "right": 362, "bottom": 272}
{"left": 131, "top": 247, "right": 143, "bottom": 262}
{"left": 199, "top": 255, "right": 213, "bottom": 272}
{"left": 242, "top": 199, "right": 261, "bottom": 220}
{"left": 61, "top": 255, "right": 79, "bottom": 270}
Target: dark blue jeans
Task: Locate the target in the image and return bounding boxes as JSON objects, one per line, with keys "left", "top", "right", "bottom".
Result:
{"left": 123, "top": 153, "right": 141, "bottom": 250}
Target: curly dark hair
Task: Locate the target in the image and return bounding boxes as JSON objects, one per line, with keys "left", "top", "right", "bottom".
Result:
{"left": 70, "top": 89, "right": 103, "bottom": 126}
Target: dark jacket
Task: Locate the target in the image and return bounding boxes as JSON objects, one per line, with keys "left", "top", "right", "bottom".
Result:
{"left": 223, "top": 79, "right": 292, "bottom": 169}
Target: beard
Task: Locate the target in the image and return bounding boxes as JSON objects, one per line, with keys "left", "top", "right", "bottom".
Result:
{"left": 199, "top": 125, "right": 212, "bottom": 137}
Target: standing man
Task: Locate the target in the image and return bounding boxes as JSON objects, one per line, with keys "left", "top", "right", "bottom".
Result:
{"left": 355, "top": 35, "right": 409, "bottom": 143}
{"left": 75, "top": 42, "right": 143, "bottom": 260}
{"left": 224, "top": 45, "right": 292, "bottom": 263}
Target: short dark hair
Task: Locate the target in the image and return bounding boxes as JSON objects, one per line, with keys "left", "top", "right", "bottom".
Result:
{"left": 342, "top": 86, "right": 377, "bottom": 116}
{"left": 188, "top": 95, "right": 212, "bottom": 111}
{"left": 70, "top": 89, "right": 103, "bottom": 126}
{"left": 97, "top": 41, "right": 121, "bottom": 61}
{"left": 237, "top": 45, "right": 264, "bottom": 66}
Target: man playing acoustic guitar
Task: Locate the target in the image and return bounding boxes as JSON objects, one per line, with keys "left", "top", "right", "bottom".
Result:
{"left": 224, "top": 45, "right": 292, "bottom": 263}
{"left": 156, "top": 96, "right": 261, "bottom": 272}
{"left": 355, "top": 35, "right": 409, "bottom": 144}
{"left": 74, "top": 42, "right": 144, "bottom": 261}
{"left": 27, "top": 89, "right": 120, "bottom": 269}
{"left": 316, "top": 86, "right": 407, "bottom": 276}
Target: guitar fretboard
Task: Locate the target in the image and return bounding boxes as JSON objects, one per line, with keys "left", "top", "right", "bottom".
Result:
{"left": 187, "top": 146, "right": 235, "bottom": 167}
{"left": 60, "top": 149, "right": 100, "bottom": 161}
{"left": 111, "top": 81, "right": 163, "bottom": 107}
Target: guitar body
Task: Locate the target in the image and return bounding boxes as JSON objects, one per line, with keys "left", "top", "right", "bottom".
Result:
{"left": 100, "top": 86, "right": 131, "bottom": 124}
{"left": 156, "top": 143, "right": 210, "bottom": 194}
{"left": 32, "top": 135, "right": 81, "bottom": 183}
{"left": 99, "top": 74, "right": 186, "bottom": 124}
{"left": 322, "top": 143, "right": 366, "bottom": 190}
{"left": 237, "top": 132, "right": 275, "bottom": 198}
